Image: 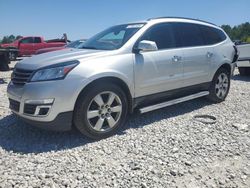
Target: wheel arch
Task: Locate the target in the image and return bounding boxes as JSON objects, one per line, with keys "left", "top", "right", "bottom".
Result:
{"left": 218, "top": 63, "right": 231, "bottom": 74}
{"left": 74, "top": 76, "right": 134, "bottom": 114}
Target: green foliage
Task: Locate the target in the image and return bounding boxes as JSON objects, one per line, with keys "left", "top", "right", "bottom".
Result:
{"left": 221, "top": 22, "right": 250, "bottom": 42}
{"left": 246, "top": 37, "right": 250, "bottom": 43}
{"left": 0, "top": 35, "right": 23, "bottom": 44}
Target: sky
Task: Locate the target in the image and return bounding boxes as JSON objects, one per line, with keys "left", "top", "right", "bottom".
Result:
{"left": 0, "top": 0, "right": 249, "bottom": 40}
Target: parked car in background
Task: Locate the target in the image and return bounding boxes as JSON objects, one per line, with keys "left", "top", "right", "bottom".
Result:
{"left": 236, "top": 43, "right": 250, "bottom": 76}
{"left": 35, "top": 39, "right": 86, "bottom": 55}
{"left": 8, "top": 17, "right": 238, "bottom": 139}
{"left": 0, "top": 48, "right": 18, "bottom": 71}
{"left": 0, "top": 36, "right": 67, "bottom": 60}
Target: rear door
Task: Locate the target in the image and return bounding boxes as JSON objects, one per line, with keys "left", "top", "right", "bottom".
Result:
{"left": 134, "top": 23, "right": 184, "bottom": 97}
{"left": 19, "top": 37, "right": 34, "bottom": 55}
{"left": 33, "top": 37, "right": 43, "bottom": 53}
{"left": 174, "top": 23, "right": 213, "bottom": 86}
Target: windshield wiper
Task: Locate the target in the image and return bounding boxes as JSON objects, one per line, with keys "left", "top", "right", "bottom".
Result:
{"left": 80, "top": 46, "right": 98, "bottom": 50}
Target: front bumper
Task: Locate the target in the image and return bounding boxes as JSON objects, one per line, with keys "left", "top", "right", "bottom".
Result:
{"left": 7, "top": 77, "right": 86, "bottom": 131}
{"left": 18, "top": 111, "right": 73, "bottom": 131}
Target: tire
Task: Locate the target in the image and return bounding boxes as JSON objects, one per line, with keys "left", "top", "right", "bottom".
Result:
{"left": 238, "top": 67, "right": 250, "bottom": 76}
{"left": 9, "top": 52, "right": 17, "bottom": 61}
{"left": 73, "top": 83, "right": 128, "bottom": 139}
{"left": 207, "top": 68, "right": 230, "bottom": 103}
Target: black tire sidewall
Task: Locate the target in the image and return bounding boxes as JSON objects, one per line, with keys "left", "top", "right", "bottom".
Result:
{"left": 74, "top": 83, "right": 128, "bottom": 139}
{"left": 208, "top": 68, "right": 230, "bottom": 102}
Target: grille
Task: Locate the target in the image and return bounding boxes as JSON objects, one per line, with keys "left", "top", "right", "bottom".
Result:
{"left": 9, "top": 99, "right": 20, "bottom": 112}
{"left": 24, "top": 104, "right": 37, "bottom": 115}
{"left": 11, "top": 68, "right": 33, "bottom": 85}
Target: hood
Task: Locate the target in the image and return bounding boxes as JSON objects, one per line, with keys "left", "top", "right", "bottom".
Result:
{"left": 15, "top": 48, "right": 108, "bottom": 70}
{"left": 1, "top": 42, "right": 17, "bottom": 48}
{"left": 1, "top": 40, "right": 19, "bottom": 48}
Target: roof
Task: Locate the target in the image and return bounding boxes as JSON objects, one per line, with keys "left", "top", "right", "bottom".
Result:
{"left": 147, "top": 17, "right": 217, "bottom": 26}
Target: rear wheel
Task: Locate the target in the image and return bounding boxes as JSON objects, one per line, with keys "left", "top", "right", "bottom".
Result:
{"left": 207, "top": 68, "right": 230, "bottom": 103}
{"left": 74, "top": 83, "right": 128, "bottom": 139}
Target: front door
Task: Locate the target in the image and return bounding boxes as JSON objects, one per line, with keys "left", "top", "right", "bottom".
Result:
{"left": 134, "top": 23, "right": 184, "bottom": 97}
{"left": 19, "top": 37, "right": 34, "bottom": 56}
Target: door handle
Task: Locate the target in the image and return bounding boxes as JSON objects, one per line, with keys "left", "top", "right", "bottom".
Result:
{"left": 207, "top": 52, "right": 213, "bottom": 58}
{"left": 172, "top": 55, "right": 182, "bottom": 62}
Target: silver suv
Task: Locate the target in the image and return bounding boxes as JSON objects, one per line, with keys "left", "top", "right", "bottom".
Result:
{"left": 8, "top": 17, "right": 238, "bottom": 139}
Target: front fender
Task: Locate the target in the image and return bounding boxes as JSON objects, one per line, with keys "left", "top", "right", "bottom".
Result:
{"left": 78, "top": 70, "right": 134, "bottom": 97}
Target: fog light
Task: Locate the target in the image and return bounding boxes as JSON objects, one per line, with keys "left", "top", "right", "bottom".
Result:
{"left": 38, "top": 107, "right": 50, "bottom": 115}
{"left": 34, "top": 105, "right": 52, "bottom": 116}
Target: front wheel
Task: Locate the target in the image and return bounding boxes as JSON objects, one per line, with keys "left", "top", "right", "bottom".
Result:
{"left": 207, "top": 68, "right": 230, "bottom": 103}
{"left": 73, "top": 83, "right": 128, "bottom": 139}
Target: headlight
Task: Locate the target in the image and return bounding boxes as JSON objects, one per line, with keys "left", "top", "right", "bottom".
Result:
{"left": 30, "top": 61, "right": 79, "bottom": 82}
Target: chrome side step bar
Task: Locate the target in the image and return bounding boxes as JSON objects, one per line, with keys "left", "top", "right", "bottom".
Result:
{"left": 139, "top": 91, "right": 209, "bottom": 114}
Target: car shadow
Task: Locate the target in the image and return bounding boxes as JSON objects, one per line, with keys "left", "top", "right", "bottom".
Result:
{"left": 0, "top": 98, "right": 211, "bottom": 154}
{"left": 0, "top": 114, "right": 92, "bottom": 154}
{"left": 119, "top": 97, "right": 211, "bottom": 131}
{"left": 232, "top": 74, "right": 250, "bottom": 82}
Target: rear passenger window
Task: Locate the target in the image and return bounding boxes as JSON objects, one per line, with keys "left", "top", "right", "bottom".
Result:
{"left": 174, "top": 23, "right": 204, "bottom": 47}
{"left": 199, "top": 25, "right": 227, "bottom": 45}
{"left": 139, "top": 23, "right": 177, "bottom": 50}
{"left": 34, "top": 37, "right": 42, "bottom": 43}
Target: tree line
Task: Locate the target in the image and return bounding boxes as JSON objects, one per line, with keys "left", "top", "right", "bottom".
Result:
{"left": 221, "top": 22, "right": 250, "bottom": 43}
{"left": 0, "top": 35, "right": 23, "bottom": 44}
{"left": 0, "top": 22, "right": 250, "bottom": 44}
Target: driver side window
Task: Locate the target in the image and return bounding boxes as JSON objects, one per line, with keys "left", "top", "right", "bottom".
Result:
{"left": 20, "top": 37, "right": 34, "bottom": 44}
{"left": 139, "top": 23, "right": 177, "bottom": 50}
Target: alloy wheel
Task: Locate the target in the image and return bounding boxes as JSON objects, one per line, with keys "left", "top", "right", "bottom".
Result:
{"left": 215, "top": 73, "right": 229, "bottom": 99}
{"left": 87, "top": 91, "right": 122, "bottom": 132}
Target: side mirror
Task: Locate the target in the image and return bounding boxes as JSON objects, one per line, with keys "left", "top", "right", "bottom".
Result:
{"left": 134, "top": 40, "right": 158, "bottom": 53}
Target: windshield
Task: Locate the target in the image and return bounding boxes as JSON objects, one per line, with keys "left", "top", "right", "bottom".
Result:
{"left": 78, "top": 23, "right": 145, "bottom": 50}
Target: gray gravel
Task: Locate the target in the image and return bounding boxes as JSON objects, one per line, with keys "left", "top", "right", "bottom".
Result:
{"left": 0, "top": 62, "right": 249, "bottom": 188}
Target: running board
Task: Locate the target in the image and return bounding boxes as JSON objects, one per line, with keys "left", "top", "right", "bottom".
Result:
{"left": 139, "top": 91, "right": 209, "bottom": 114}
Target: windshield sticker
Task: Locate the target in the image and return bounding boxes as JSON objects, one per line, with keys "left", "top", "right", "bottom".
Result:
{"left": 126, "top": 24, "right": 144, "bottom": 28}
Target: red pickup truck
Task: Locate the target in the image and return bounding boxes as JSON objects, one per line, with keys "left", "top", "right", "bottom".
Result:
{"left": 0, "top": 36, "right": 66, "bottom": 59}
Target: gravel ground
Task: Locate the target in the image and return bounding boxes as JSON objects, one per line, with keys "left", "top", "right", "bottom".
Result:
{"left": 0, "top": 61, "right": 249, "bottom": 188}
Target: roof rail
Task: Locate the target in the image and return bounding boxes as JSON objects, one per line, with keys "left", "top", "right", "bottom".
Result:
{"left": 147, "top": 17, "right": 217, "bottom": 26}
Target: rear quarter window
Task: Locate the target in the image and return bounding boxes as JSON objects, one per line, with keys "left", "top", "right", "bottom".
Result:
{"left": 199, "top": 25, "right": 227, "bottom": 45}
{"left": 34, "top": 37, "right": 42, "bottom": 43}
